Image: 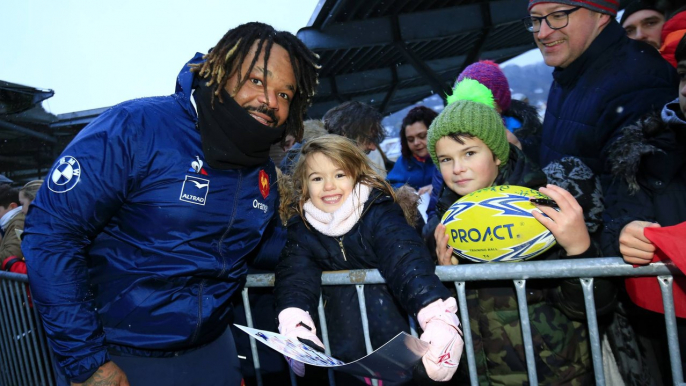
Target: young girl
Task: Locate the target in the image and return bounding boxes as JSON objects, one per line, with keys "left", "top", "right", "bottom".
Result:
{"left": 274, "top": 134, "right": 462, "bottom": 384}
{"left": 427, "top": 79, "right": 601, "bottom": 385}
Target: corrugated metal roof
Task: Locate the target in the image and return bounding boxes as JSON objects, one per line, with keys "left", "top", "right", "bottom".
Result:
{"left": 298, "top": 0, "right": 537, "bottom": 117}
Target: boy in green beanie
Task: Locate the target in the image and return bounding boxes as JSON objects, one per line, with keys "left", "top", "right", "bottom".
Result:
{"left": 427, "top": 78, "right": 598, "bottom": 385}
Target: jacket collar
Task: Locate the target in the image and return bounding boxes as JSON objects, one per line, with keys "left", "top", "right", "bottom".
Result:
{"left": 553, "top": 19, "right": 625, "bottom": 87}
{"left": 662, "top": 98, "right": 686, "bottom": 126}
{"left": 174, "top": 52, "right": 205, "bottom": 120}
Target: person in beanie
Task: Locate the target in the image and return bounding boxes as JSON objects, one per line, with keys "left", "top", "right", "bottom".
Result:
{"left": 660, "top": 5, "right": 686, "bottom": 67}
{"left": 454, "top": 60, "right": 542, "bottom": 153}
{"left": 427, "top": 79, "right": 612, "bottom": 385}
{"left": 621, "top": 0, "right": 665, "bottom": 49}
{"left": 518, "top": 0, "right": 677, "bottom": 194}
{"left": 424, "top": 61, "right": 544, "bottom": 223}
{"left": 601, "top": 33, "right": 686, "bottom": 383}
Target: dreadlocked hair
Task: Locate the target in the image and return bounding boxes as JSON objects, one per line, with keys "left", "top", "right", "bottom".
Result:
{"left": 189, "top": 22, "right": 320, "bottom": 143}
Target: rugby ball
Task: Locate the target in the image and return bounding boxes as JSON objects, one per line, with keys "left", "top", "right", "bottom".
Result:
{"left": 440, "top": 185, "right": 557, "bottom": 263}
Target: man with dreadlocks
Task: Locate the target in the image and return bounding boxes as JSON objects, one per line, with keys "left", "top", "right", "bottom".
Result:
{"left": 22, "top": 22, "right": 318, "bottom": 385}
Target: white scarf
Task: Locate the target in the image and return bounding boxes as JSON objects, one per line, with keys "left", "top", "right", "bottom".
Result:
{"left": 0, "top": 206, "right": 22, "bottom": 231}
{"left": 303, "top": 183, "right": 371, "bottom": 237}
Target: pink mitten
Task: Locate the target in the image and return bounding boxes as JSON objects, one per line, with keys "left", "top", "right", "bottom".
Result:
{"left": 278, "top": 308, "right": 326, "bottom": 377}
{"left": 417, "top": 297, "right": 463, "bottom": 382}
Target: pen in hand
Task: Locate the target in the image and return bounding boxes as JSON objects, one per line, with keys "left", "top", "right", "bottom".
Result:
{"left": 530, "top": 198, "right": 560, "bottom": 208}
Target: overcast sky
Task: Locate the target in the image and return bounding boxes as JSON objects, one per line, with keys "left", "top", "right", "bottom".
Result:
{"left": 1, "top": 0, "right": 321, "bottom": 115}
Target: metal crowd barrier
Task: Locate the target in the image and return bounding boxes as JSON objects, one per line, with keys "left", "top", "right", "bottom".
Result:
{"left": 1, "top": 258, "right": 682, "bottom": 386}
{"left": 243, "top": 257, "right": 686, "bottom": 386}
{"left": 0, "top": 271, "right": 55, "bottom": 386}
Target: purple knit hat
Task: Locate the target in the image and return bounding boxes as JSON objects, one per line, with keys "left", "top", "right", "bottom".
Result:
{"left": 456, "top": 60, "right": 511, "bottom": 112}
{"left": 528, "top": 0, "right": 619, "bottom": 16}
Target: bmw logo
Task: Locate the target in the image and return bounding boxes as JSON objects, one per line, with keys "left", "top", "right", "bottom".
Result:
{"left": 48, "top": 156, "right": 82, "bottom": 193}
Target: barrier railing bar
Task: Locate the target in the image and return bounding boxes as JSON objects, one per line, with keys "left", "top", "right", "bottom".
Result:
{"left": 581, "top": 278, "right": 605, "bottom": 386}
{"left": 454, "top": 281, "right": 478, "bottom": 386}
{"left": 658, "top": 276, "right": 684, "bottom": 386}
{"left": 316, "top": 295, "right": 336, "bottom": 386}
{"left": 355, "top": 285, "right": 378, "bottom": 386}
{"left": 21, "top": 286, "right": 45, "bottom": 385}
{"left": 13, "top": 280, "right": 40, "bottom": 384}
{"left": 0, "top": 280, "right": 24, "bottom": 385}
{"left": 0, "top": 280, "right": 19, "bottom": 385}
{"left": 6, "top": 280, "right": 29, "bottom": 386}
{"left": 245, "top": 258, "right": 678, "bottom": 287}
{"left": 241, "top": 287, "right": 264, "bottom": 386}
{"left": 31, "top": 300, "right": 54, "bottom": 386}
{"left": 408, "top": 316, "right": 418, "bottom": 338}
{"left": 514, "top": 280, "right": 538, "bottom": 385}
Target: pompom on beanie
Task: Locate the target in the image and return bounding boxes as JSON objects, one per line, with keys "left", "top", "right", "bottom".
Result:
{"left": 456, "top": 60, "right": 511, "bottom": 112}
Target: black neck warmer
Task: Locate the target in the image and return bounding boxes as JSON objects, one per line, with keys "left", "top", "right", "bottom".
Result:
{"left": 193, "top": 81, "right": 285, "bottom": 170}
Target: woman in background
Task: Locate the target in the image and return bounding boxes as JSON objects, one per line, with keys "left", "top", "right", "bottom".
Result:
{"left": 386, "top": 106, "right": 438, "bottom": 194}
{"left": 19, "top": 180, "right": 43, "bottom": 215}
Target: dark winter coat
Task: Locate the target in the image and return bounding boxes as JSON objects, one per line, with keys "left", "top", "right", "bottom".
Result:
{"left": 387, "top": 155, "right": 437, "bottom": 190}
{"left": 602, "top": 100, "right": 686, "bottom": 257}
{"left": 275, "top": 189, "right": 451, "bottom": 363}
{"left": 530, "top": 19, "right": 678, "bottom": 188}
{"left": 429, "top": 145, "right": 597, "bottom": 385}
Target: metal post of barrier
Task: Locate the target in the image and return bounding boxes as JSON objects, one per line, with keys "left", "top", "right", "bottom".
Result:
{"left": 454, "top": 281, "right": 478, "bottom": 386}
{"left": 355, "top": 285, "right": 374, "bottom": 355}
{"left": 11, "top": 281, "right": 39, "bottom": 384}
{"left": 355, "top": 285, "right": 378, "bottom": 386}
{"left": 0, "top": 280, "right": 24, "bottom": 386}
{"left": 514, "top": 280, "right": 538, "bottom": 386}
{"left": 317, "top": 295, "right": 336, "bottom": 386}
{"left": 241, "top": 288, "right": 264, "bottom": 386}
{"left": 31, "top": 302, "right": 55, "bottom": 386}
{"left": 20, "top": 284, "right": 47, "bottom": 385}
{"left": 580, "top": 278, "right": 605, "bottom": 386}
{"left": 408, "top": 316, "right": 418, "bottom": 338}
{"left": 658, "top": 276, "right": 684, "bottom": 385}
{"left": 0, "top": 280, "right": 20, "bottom": 385}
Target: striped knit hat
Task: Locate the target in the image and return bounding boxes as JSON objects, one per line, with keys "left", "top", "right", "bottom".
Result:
{"left": 528, "top": 0, "right": 619, "bottom": 16}
{"left": 428, "top": 79, "right": 509, "bottom": 168}
{"left": 456, "top": 60, "right": 511, "bottom": 113}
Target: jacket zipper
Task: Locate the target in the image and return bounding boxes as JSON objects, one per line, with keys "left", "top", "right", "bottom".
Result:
{"left": 190, "top": 279, "right": 206, "bottom": 344}
{"left": 337, "top": 236, "right": 347, "bottom": 261}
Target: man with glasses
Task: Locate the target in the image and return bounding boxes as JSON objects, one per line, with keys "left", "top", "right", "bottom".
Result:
{"left": 517, "top": 0, "right": 677, "bottom": 193}
{"left": 517, "top": 1, "right": 677, "bottom": 384}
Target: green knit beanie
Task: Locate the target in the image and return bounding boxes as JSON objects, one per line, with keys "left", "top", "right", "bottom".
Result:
{"left": 428, "top": 78, "right": 509, "bottom": 167}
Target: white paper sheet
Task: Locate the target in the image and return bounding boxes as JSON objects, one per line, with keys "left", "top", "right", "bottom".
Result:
{"left": 235, "top": 324, "right": 429, "bottom": 381}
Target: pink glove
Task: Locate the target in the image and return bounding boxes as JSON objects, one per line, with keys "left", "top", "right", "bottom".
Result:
{"left": 418, "top": 297, "right": 463, "bottom": 382}
{"left": 278, "top": 308, "right": 326, "bottom": 377}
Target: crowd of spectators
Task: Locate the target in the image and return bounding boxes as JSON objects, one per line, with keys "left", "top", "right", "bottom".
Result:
{"left": 3, "top": 1, "right": 686, "bottom": 385}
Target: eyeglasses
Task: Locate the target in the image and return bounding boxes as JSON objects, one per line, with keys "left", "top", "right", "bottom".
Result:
{"left": 522, "top": 6, "right": 582, "bottom": 33}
